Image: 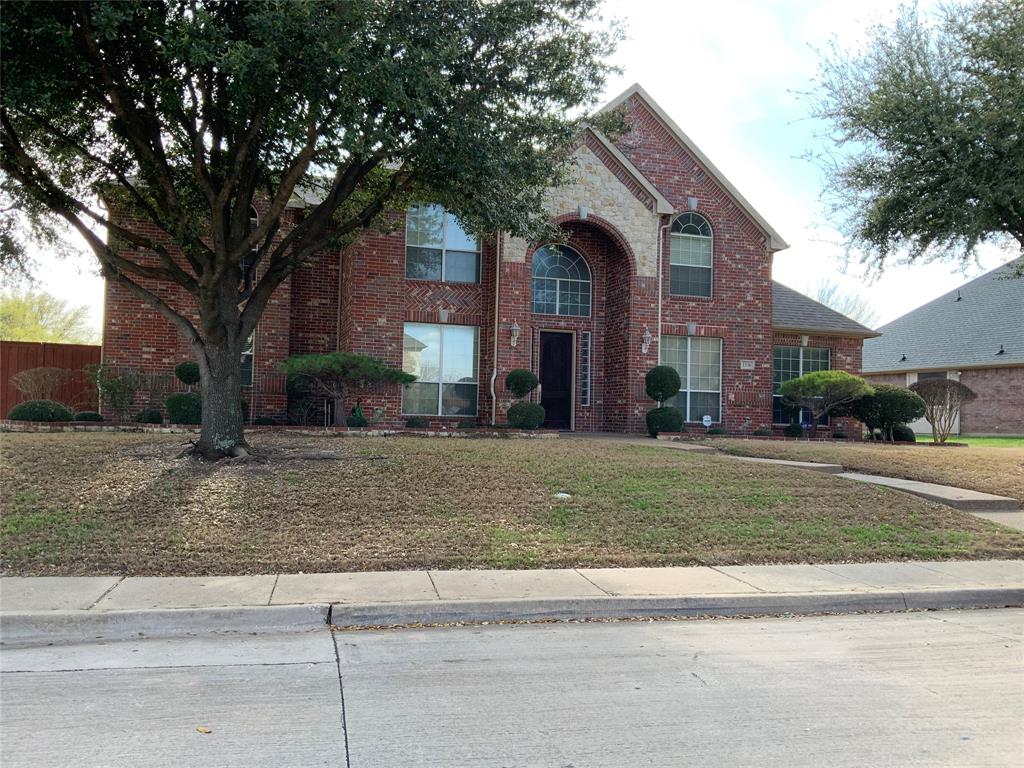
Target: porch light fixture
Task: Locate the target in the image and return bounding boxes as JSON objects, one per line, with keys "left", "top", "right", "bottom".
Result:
{"left": 509, "top": 320, "right": 521, "bottom": 348}
{"left": 641, "top": 325, "right": 653, "bottom": 354}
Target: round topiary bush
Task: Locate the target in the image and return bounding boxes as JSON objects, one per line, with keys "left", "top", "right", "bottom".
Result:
{"left": 135, "top": 408, "right": 163, "bottom": 424}
{"left": 253, "top": 416, "right": 276, "bottom": 426}
{"left": 174, "top": 361, "right": 200, "bottom": 386}
{"left": 405, "top": 416, "right": 430, "bottom": 429}
{"left": 645, "top": 405, "right": 683, "bottom": 437}
{"left": 346, "top": 413, "right": 368, "bottom": 428}
{"left": 783, "top": 422, "right": 804, "bottom": 438}
{"left": 7, "top": 399, "right": 75, "bottom": 422}
{"left": 505, "top": 369, "right": 539, "bottom": 399}
{"left": 74, "top": 411, "right": 104, "bottom": 421}
{"left": 507, "top": 401, "right": 545, "bottom": 430}
{"left": 892, "top": 424, "right": 916, "bottom": 443}
{"left": 165, "top": 392, "right": 202, "bottom": 424}
{"left": 645, "top": 366, "right": 681, "bottom": 405}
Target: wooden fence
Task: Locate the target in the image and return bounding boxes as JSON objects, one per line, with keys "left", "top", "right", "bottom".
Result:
{"left": 0, "top": 340, "right": 102, "bottom": 416}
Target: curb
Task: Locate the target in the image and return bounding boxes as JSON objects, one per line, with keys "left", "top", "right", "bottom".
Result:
{"left": 3, "top": 589, "right": 1021, "bottom": 645}
{"left": 328, "top": 587, "right": 1024, "bottom": 628}
{"left": 0, "top": 603, "right": 329, "bottom": 646}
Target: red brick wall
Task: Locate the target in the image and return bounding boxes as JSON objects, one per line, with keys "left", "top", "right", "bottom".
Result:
{"left": 864, "top": 367, "right": 1024, "bottom": 435}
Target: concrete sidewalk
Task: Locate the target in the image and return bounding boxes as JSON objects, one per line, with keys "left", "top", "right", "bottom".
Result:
{"left": 2, "top": 560, "right": 1022, "bottom": 642}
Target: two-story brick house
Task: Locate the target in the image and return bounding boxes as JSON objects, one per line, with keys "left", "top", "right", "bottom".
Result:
{"left": 102, "top": 84, "right": 878, "bottom": 433}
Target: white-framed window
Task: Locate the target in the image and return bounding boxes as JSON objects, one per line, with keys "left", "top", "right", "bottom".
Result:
{"left": 405, "top": 204, "right": 480, "bottom": 283}
{"left": 531, "top": 244, "right": 592, "bottom": 317}
{"left": 241, "top": 205, "right": 259, "bottom": 293}
{"left": 669, "top": 212, "right": 712, "bottom": 298}
{"left": 580, "top": 331, "right": 592, "bottom": 406}
{"left": 662, "top": 335, "right": 722, "bottom": 422}
{"left": 772, "top": 346, "right": 830, "bottom": 425}
{"left": 240, "top": 333, "right": 254, "bottom": 387}
{"left": 401, "top": 323, "right": 479, "bottom": 416}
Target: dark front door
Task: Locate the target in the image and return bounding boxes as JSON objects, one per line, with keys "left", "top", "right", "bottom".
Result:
{"left": 539, "top": 331, "right": 573, "bottom": 430}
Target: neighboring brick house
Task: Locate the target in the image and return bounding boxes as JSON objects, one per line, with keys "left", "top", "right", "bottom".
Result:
{"left": 863, "top": 260, "right": 1024, "bottom": 436}
{"left": 102, "top": 84, "right": 878, "bottom": 433}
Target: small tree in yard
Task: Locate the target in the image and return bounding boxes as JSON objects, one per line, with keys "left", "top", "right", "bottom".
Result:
{"left": 910, "top": 379, "right": 977, "bottom": 444}
{"left": 779, "top": 371, "right": 873, "bottom": 437}
{"left": 0, "top": 1, "right": 618, "bottom": 457}
{"left": 837, "top": 383, "right": 925, "bottom": 442}
{"left": 280, "top": 352, "right": 414, "bottom": 427}
{"left": 10, "top": 367, "right": 72, "bottom": 402}
{"left": 645, "top": 365, "right": 683, "bottom": 437}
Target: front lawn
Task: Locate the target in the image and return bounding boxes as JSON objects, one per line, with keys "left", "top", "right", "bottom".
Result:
{"left": 2, "top": 432, "right": 1022, "bottom": 575}
{"left": 711, "top": 439, "right": 1024, "bottom": 504}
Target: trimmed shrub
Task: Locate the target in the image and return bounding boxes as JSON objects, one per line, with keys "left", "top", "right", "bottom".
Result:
{"left": 346, "top": 413, "right": 368, "bottom": 428}
{"left": 645, "top": 405, "right": 683, "bottom": 437}
{"left": 74, "top": 411, "right": 104, "bottom": 421}
{"left": 783, "top": 422, "right": 804, "bottom": 438}
{"left": 505, "top": 369, "right": 539, "bottom": 399}
{"left": 174, "top": 361, "right": 200, "bottom": 386}
{"left": 831, "top": 430, "right": 848, "bottom": 440}
{"left": 253, "top": 416, "right": 276, "bottom": 426}
{"left": 135, "top": 408, "right": 163, "bottom": 424}
{"left": 645, "top": 366, "right": 681, "bottom": 405}
{"left": 165, "top": 392, "right": 202, "bottom": 424}
{"left": 892, "top": 424, "right": 916, "bottom": 443}
{"left": 405, "top": 416, "right": 430, "bottom": 428}
{"left": 7, "top": 399, "right": 74, "bottom": 422}
{"left": 507, "top": 401, "right": 545, "bottom": 430}
{"left": 707, "top": 426, "right": 726, "bottom": 435}
{"left": 752, "top": 427, "right": 772, "bottom": 436}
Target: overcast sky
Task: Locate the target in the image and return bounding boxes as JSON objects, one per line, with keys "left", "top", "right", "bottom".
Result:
{"left": 25, "top": 0, "right": 1013, "bottom": 336}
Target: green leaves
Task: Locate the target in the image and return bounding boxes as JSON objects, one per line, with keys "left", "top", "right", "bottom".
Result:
{"left": 811, "top": 0, "right": 1024, "bottom": 270}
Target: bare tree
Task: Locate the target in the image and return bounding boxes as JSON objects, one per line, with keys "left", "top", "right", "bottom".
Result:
{"left": 909, "top": 379, "right": 977, "bottom": 443}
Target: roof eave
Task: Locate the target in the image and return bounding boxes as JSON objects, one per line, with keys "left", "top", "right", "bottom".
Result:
{"left": 773, "top": 324, "right": 881, "bottom": 340}
{"left": 600, "top": 83, "right": 789, "bottom": 251}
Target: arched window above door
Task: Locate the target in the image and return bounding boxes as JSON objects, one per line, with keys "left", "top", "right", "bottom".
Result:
{"left": 531, "top": 244, "right": 592, "bottom": 317}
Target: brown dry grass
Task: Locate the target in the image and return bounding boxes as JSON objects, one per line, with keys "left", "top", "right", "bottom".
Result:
{"left": 2, "top": 432, "right": 1022, "bottom": 576}
{"left": 712, "top": 439, "right": 1024, "bottom": 505}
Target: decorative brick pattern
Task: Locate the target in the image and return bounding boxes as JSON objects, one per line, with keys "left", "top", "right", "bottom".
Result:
{"left": 102, "top": 89, "right": 871, "bottom": 434}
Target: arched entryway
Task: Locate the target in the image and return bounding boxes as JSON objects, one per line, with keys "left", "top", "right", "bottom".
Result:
{"left": 526, "top": 215, "right": 636, "bottom": 431}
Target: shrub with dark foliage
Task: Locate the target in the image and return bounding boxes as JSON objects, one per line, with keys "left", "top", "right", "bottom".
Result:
{"left": 7, "top": 399, "right": 74, "bottom": 422}
{"left": 783, "top": 422, "right": 804, "bottom": 438}
{"left": 165, "top": 392, "right": 202, "bottom": 424}
{"left": 135, "top": 408, "right": 163, "bottom": 424}
{"left": 174, "top": 361, "right": 201, "bottom": 386}
{"left": 253, "top": 416, "right": 276, "bottom": 426}
{"left": 891, "top": 424, "right": 916, "bottom": 443}
{"left": 507, "top": 401, "right": 545, "bottom": 430}
{"left": 405, "top": 416, "right": 430, "bottom": 428}
{"left": 645, "top": 366, "right": 681, "bottom": 405}
{"left": 646, "top": 405, "right": 683, "bottom": 437}
{"left": 74, "top": 411, "right": 104, "bottom": 421}
{"left": 505, "top": 369, "right": 539, "bottom": 399}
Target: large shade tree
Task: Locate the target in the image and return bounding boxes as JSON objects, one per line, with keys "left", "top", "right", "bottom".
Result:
{"left": 810, "top": 0, "right": 1024, "bottom": 272}
{"left": 0, "top": 0, "right": 618, "bottom": 457}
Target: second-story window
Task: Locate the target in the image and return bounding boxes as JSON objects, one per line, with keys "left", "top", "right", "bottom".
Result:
{"left": 670, "top": 212, "right": 713, "bottom": 298}
{"left": 406, "top": 204, "right": 480, "bottom": 283}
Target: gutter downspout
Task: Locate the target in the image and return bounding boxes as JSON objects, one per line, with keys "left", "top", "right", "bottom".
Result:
{"left": 489, "top": 233, "right": 502, "bottom": 425}
{"left": 656, "top": 217, "right": 672, "bottom": 361}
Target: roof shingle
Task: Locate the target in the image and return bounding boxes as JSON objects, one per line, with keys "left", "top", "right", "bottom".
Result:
{"left": 771, "top": 281, "right": 879, "bottom": 338}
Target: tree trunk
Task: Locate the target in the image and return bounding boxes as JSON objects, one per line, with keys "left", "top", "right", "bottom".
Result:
{"left": 196, "top": 338, "right": 245, "bottom": 457}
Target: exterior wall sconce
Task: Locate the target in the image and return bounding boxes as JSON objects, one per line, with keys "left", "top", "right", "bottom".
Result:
{"left": 509, "top": 320, "right": 521, "bottom": 348}
{"left": 641, "top": 325, "right": 652, "bottom": 354}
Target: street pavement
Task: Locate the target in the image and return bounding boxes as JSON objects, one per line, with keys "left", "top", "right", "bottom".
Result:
{"left": 2, "top": 609, "right": 1022, "bottom": 767}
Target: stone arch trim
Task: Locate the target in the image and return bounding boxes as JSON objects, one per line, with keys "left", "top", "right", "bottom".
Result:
{"left": 549, "top": 212, "right": 638, "bottom": 280}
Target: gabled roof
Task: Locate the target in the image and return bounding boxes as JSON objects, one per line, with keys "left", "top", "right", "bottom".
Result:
{"left": 585, "top": 127, "right": 674, "bottom": 215}
{"left": 601, "top": 83, "right": 789, "bottom": 252}
{"left": 772, "top": 281, "right": 879, "bottom": 338}
{"left": 863, "top": 259, "right": 1024, "bottom": 373}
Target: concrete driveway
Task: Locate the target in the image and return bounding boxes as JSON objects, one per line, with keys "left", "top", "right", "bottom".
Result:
{"left": 3, "top": 610, "right": 1022, "bottom": 767}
